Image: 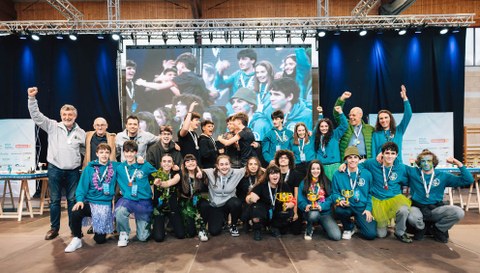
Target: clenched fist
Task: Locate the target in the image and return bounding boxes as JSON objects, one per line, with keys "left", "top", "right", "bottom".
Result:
{"left": 27, "top": 87, "right": 38, "bottom": 97}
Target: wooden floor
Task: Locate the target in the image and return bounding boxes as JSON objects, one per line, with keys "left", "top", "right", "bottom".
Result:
{"left": 1, "top": 207, "right": 479, "bottom": 273}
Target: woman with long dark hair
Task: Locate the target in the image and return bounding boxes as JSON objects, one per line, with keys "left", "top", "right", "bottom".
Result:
{"left": 298, "top": 160, "right": 341, "bottom": 241}
{"left": 290, "top": 122, "right": 315, "bottom": 179}
{"left": 314, "top": 105, "right": 348, "bottom": 180}
{"left": 245, "top": 164, "right": 296, "bottom": 241}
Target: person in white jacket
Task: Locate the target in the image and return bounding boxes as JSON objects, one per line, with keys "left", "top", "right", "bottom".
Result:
{"left": 27, "top": 87, "right": 86, "bottom": 240}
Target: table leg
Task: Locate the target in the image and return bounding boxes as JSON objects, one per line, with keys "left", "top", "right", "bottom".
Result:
{"left": 39, "top": 179, "right": 48, "bottom": 215}
{"left": 24, "top": 180, "right": 34, "bottom": 218}
{"left": 17, "top": 180, "right": 26, "bottom": 221}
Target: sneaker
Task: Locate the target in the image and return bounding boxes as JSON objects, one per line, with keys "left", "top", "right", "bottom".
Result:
{"left": 342, "top": 229, "right": 355, "bottom": 240}
{"left": 198, "top": 230, "right": 208, "bottom": 242}
{"left": 271, "top": 227, "right": 281, "bottom": 238}
{"left": 230, "top": 225, "right": 240, "bottom": 237}
{"left": 413, "top": 228, "right": 426, "bottom": 241}
{"left": 118, "top": 231, "right": 129, "bottom": 247}
{"left": 431, "top": 226, "right": 448, "bottom": 243}
{"left": 253, "top": 230, "right": 262, "bottom": 241}
{"left": 395, "top": 233, "right": 413, "bottom": 243}
{"left": 304, "top": 231, "right": 313, "bottom": 240}
{"left": 64, "top": 237, "right": 82, "bottom": 253}
{"left": 45, "top": 229, "right": 59, "bottom": 240}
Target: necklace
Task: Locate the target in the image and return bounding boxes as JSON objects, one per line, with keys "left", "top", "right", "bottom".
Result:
{"left": 92, "top": 162, "right": 114, "bottom": 191}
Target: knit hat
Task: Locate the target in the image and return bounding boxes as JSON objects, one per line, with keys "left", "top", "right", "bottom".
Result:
{"left": 343, "top": 146, "right": 360, "bottom": 160}
{"left": 231, "top": 87, "right": 257, "bottom": 106}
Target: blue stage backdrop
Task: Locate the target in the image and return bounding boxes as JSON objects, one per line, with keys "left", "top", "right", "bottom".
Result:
{"left": 0, "top": 35, "right": 120, "bottom": 162}
{"left": 318, "top": 28, "right": 466, "bottom": 160}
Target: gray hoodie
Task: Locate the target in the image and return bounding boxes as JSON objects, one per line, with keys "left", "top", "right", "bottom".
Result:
{"left": 204, "top": 167, "right": 245, "bottom": 207}
{"left": 28, "top": 97, "right": 85, "bottom": 170}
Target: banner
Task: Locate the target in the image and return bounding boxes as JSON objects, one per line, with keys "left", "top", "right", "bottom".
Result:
{"left": 0, "top": 119, "right": 36, "bottom": 196}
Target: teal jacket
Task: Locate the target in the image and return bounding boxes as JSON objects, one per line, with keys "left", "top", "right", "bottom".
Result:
{"left": 333, "top": 98, "right": 375, "bottom": 159}
{"left": 262, "top": 127, "right": 294, "bottom": 163}
{"left": 315, "top": 113, "right": 348, "bottom": 164}
{"left": 116, "top": 161, "right": 157, "bottom": 201}
{"left": 76, "top": 160, "right": 119, "bottom": 205}
{"left": 406, "top": 166, "right": 473, "bottom": 205}
{"left": 331, "top": 168, "right": 373, "bottom": 211}
{"left": 298, "top": 180, "right": 333, "bottom": 214}
{"left": 372, "top": 100, "right": 412, "bottom": 163}
{"left": 360, "top": 159, "right": 408, "bottom": 200}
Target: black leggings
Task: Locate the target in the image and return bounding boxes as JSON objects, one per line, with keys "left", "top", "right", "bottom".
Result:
{"left": 182, "top": 198, "right": 210, "bottom": 238}
{"left": 208, "top": 197, "right": 242, "bottom": 236}
{"left": 71, "top": 203, "right": 107, "bottom": 244}
{"left": 152, "top": 195, "right": 186, "bottom": 242}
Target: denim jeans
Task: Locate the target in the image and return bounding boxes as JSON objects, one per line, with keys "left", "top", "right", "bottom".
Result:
{"left": 305, "top": 210, "right": 341, "bottom": 241}
{"left": 335, "top": 205, "right": 377, "bottom": 240}
{"left": 48, "top": 164, "right": 80, "bottom": 231}
{"left": 115, "top": 206, "right": 151, "bottom": 241}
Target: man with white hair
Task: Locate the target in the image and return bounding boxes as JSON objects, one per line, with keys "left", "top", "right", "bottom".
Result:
{"left": 333, "top": 91, "right": 374, "bottom": 160}
{"left": 82, "top": 117, "right": 116, "bottom": 168}
{"left": 27, "top": 87, "right": 86, "bottom": 240}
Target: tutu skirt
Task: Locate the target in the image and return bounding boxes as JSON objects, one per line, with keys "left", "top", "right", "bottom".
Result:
{"left": 115, "top": 198, "right": 153, "bottom": 223}
{"left": 372, "top": 194, "right": 411, "bottom": 228}
{"left": 81, "top": 203, "right": 114, "bottom": 234}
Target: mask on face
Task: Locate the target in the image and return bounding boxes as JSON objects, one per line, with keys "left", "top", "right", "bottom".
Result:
{"left": 420, "top": 156, "right": 434, "bottom": 172}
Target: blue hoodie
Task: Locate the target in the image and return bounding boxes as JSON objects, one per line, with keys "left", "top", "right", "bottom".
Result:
{"left": 331, "top": 168, "right": 373, "bottom": 211}
{"left": 298, "top": 180, "right": 333, "bottom": 214}
{"left": 262, "top": 127, "right": 294, "bottom": 163}
{"left": 116, "top": 161, "right": 157, "bottom": 201}
{"left": 314, "top": 113, "right": 348, "bottom": 164}
{"left": 406, "top": 165, "right": 473, "bottom": 205}
{"left": 76, "top": 160, "right": 119, "bottom": 205}
{"left": 283, "top": 101, "right": 313, "bottom": 132}
{"left": 360, "top": 159, "right": 408, "bottom": 200}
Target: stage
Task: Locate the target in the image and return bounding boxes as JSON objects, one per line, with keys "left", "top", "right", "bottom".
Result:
{"left": 0, "top": 208, "right": 479, "bottom": 273}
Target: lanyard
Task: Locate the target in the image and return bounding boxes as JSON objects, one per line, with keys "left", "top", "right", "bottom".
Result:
{"left": 282, "top": 170, "right": 290, "bottom": 184}
{"left": 126, "top": 81, "right": 134, "bottom": 99}
{"left": 274, "top": 130, "right": 287, "bottom": 143}
{"left": 97, "top": 166, "right": 108, "bottom": 183}
{"left": 189, "top": 177, "right": 195, "bottom": 197}
{"left": 240, "top": 73, "right": 254, "bottom": 89}
{"left": 268, "top": 184, "right": 277, "bottom": 207}
{"left": 353, "top": 125, "right": 363, "bottom": 145}
{"left": 347, "top": 169, "right": 359, "bottom": 190}
{"left": 382, "top": 165, "right": 393, "bottom": 190}
{"left": 299, "top": 138, "right": 306, "bottom": 153}
{"left": 421, "top": 170, "right": 435, "bottom": 198}
{"left": 320, "top": 135, "right": 326, "bottom": 154}
{"left": 188, "top": 131, "right": 199, "bottom": 150}
{"left": 125, "top": 166, "right": 138, "bottom": 186}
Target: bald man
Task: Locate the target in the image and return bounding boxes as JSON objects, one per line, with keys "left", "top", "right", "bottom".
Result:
{"left": 82, "top": 117, "right": 116, "bottom": 168}
{"left": 333, "top": 92, "right": 375, "bottom": 160}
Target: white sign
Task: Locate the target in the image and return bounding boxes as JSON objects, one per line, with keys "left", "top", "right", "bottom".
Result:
{"left": 368, "top": 112, "right": 454, "bottom": 165}
{"left": 0, "top": 119, "right": 36, "bottom": 196}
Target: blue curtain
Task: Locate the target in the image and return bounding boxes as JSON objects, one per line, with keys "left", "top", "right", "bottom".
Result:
{"left": 318, "top": 28, "right": 466, "bottom": 159}
{"left": 0, "top": 35, "right": 120, "bottom": 161}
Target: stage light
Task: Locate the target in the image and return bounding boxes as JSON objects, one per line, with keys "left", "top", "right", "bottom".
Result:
{"left": 318, "top": 31, "right": 326, "bottom": 38}
{"left": 300, "top": 30, "right": 307, "bottom": 42}
{"left": 97, "top": 34, "right": 105, "bottom": 40}
{"left": 111, "top": 33, "right": 121, "bottom": 41}
{"left": 239, "top": 31, "right": 244, "bottom": 42}
{"left": 333, "top": 30, "right": 341, "bottom": 36}
{"left": 270, "top": 30, "right": 275, "bottom": 42}
{"left": 147, "top": 33, "right": 151, "bottom": 43}
{"left": 69, "top": 33, "right": 77, "bottom": 41}
{"left": 414, "top": 28, "right": 422, "bottom": 34}
{"left": 177, "top": 32, "right": 182, "bottom": 42}
{"left": 440, "top": 28, "right": 449, "bottom": 35}
{"left": 162, "top": 32, "right": 168, "bottom": 44}
{"left": 398, "top": 29, "right": 407, "bottom": 35}
{"left": 452, "top": 27, "right": 460, "bottom": 33}
{"left": 359, "top": 30, "right": 367, "bottom": 36}
{"left": 209, "top": 32, "right": 214, "bottom": 42}
{"left": 31, "top": 33, "right": 40, "bottom": 41}
{"left": 256, "top": 30, "right": 261, "bottom": 42}
{"left": 19, "top": 35, "right": 27, "bottom": 40}
{"left": 224, "top": 31, "right": 229, "bottom": 42}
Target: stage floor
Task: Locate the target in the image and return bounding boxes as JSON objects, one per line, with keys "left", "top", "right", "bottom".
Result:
{"left": 0, "top": 209, "right": 479, "bottom": 273}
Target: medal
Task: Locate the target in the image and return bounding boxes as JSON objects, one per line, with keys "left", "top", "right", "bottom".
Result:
{"left": 426, "top": 193, "right": 429, "bottom": 198}
{"left": 421, "top": 170, "right": 435, "bottom": 200}
{"left": 384, "top": 185, "right": 389, "bottom": 190}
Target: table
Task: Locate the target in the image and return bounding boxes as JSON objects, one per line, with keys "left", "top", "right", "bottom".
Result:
{"left": 0, "top": 172, "right": 48, "bottom": 221}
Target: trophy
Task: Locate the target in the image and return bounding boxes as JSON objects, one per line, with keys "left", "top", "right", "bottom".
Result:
{"left": 341, "top": 190, "right": 354, "bottom": 205}
{"left": 276, "top": 192, "right": 294, "bottom": 212}
{"left": 307, "top": 192, "right": 319, "bottom": 210}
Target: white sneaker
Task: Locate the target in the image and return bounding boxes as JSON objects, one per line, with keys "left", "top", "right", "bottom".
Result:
{"left": 198, "top": 230, "right": 208, "bottom": 242}
{"left": 118, "top": 231, "right": 129, "bottom": 247}
{"left": 342, "top": 229, "right": 355, "bottom": 240}
{"left": 65, "top": 237, "right": 82, "bottom": 253}
{"left": 229, "top": 225, "right": 240, "bottom": 237}
{"left": 304, "top": 231, "right": 313, "bottom": 241}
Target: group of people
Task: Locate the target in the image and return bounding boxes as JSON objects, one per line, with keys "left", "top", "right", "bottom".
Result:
{"left": 124, "top": 47, "right": 313, "bottom": 140}
{"left": 26, "top": 80, "right": 473, "bottom": 254}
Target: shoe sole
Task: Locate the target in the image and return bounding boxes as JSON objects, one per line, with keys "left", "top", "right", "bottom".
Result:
{"left": 65, "top": 245, "right": 82, "bottom": 253}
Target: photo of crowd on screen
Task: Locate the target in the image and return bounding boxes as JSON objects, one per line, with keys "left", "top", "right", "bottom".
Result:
{"left": 122, "top": 46, "right": 313, "bottom": 141}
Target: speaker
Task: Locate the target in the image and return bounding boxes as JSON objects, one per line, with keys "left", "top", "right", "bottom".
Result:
{"left": 379, "top": 0, "right": 417, "bottom": 15}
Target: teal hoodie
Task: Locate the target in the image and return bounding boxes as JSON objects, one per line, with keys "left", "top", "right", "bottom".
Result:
{"left": 76, "top": 160, "right": 119, "bottom": 205}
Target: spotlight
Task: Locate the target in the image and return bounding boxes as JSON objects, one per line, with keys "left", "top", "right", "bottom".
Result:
{"left": 56, "top": 35, "right": 64, "bottom": 40}
{"left": 224, "top": 31, "right": 229, "bottom": 42}
{"left": 256, "top": 30, "right": 261, "bottom": 42}
{"left": 300, "top": 30, "right": 307, "bottom": 42}
{"left": 147, "top": 33, "right": 151, "bottom": 43}
{"left": 359, "top": 30, "right": 367, "bottom": 36}
{"left": 177, "top": 32, "right": 182, "bottom": 42}
{"left": 19, "top": 35, "right": 27, "bottom": 40}
{"left": 334, "top": 30, "right": 341, "bottom": 36}
{"left": 270, "top": 30, "right": 275, "bottom": 42}
{"left": 97, "top": 34, "right": 105, "bottom": 40}
{"left": 209, "top": 32, "right": 213, "bottom": 42}
{"left": 31, "top": 33, "right": 40, "bottom": 41}
{"left": 414, "top": 28, "right": 422, "bottom": 34}
{"left": 239, "top": 31, "right": 244, "bottom": 42}
{"left": 439, "top": 28, "right": 449, "bottom": 35}
{"left": 452, "top": 27, "right": 460, "bottom": 34}
{"left": 111, "top": 33, "right": 121, "bottom": 41}
{"left": 398, "top": 29, "right": 407, "bottom": 35}
{"left": 318, "top": 31, "right": 326, "bottom": 38}
{"left": 69, "top": 33, "right": 77, "bottom": 41}
{"left": 162, "top": 32, "right": 168, "bottom": 44}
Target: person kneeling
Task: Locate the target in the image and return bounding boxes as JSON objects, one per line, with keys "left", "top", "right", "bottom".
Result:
{"left": 65, "top": 143, "right": 118, "bottom": 253}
